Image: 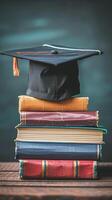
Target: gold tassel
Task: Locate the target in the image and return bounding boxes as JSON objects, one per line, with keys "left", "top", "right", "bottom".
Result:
{"left": 13, "top": 57, "right": 20, "bottom": 77}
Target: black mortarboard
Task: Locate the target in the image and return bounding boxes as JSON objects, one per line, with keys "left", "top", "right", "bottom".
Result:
{"left": 0, "top": 44, "right": 102, "bottom": 101}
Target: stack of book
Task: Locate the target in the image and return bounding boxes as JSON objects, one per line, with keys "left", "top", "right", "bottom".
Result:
{"left": 15, "top": 95, "right": 106, "bottom": 179}
{"left": 1, "top": 43, "right": 105, "bottom": 179}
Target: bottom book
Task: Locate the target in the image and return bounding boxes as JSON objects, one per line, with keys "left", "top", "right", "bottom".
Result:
{"left": 19, "top": 160, "right": 98, "bottom": 179}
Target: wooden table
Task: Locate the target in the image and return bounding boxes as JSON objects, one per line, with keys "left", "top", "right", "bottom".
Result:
{"left": 0, "top": 162, "right": 112, "bottom": 200}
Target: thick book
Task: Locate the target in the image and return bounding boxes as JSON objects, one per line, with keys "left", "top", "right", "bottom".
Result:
{"left": 20, "top": 111, "right": 99, "bottom": 126}
{"left": 16, "top": 125, "right": 106, "bottom": 144}
{"left": 19, "top": 160, "right": 98, "bottom": 179}
{"left": 19, "top": 95, "right": 89, "bottom": 112}
{"left": 15, "top": 141, "right": 102, "bottom": 160}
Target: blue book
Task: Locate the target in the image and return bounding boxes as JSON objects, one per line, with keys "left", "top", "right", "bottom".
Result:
{"left": 15, "top": 141, "right": 102, "bottom": 160}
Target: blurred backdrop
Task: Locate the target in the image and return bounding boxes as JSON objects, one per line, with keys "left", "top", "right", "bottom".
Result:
{"left": 0, "top": 0, "right": 112, "bottom": 161}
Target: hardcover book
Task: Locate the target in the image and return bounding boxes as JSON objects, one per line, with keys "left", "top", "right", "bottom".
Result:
{"left": 19, "top": 95, "right": 89, "bottom": 112}
{"left": 20, "top": 111, "right": 99, "bottom": 127}
{"left": 19, "top": 160, "right": 98, "bottom": 179}
{"left": 15, "top": 141, "right": 102, "bottom": 160}
{"left": 16, "top": 125, "right": 106, "bottom": 144}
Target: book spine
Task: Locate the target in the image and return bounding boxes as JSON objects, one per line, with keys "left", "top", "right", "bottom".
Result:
{"left": 20, "top": 120, "right": 98, "bottom": 126}
{"left": 19, "top": 96, "right": 89, "bottom": 112}
{"left": 15, "top": 141, "right": 101, "bottom": 160}
{"left": 19, "top": 160, "right": 98, "bottom": 179}
{"left": 20, "top": 111, "right": 98, "bottom": 127}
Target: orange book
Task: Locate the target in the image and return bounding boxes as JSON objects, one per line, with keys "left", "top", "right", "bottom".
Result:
{"left": 19, "top": 95, "right": 89, "bottom": 112}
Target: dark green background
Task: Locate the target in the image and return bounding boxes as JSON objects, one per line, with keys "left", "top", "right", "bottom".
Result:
{"left": 0, "top": 0, "right": 112, "bottom": 161}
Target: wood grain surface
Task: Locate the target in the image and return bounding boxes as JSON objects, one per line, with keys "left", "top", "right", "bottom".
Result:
{"left": 0, "top": 162, "right": 112, "bottom": 200}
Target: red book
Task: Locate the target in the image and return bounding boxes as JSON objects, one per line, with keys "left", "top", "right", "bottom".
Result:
{"left": 19, "top": 160, "right": 97, "bottom": 179}
{"left": 20, "top": 111, "right": 99, "bottom": 126}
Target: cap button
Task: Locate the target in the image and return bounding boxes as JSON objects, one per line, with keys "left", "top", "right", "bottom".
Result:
{"left": 51, "top": 50, "right": 58, "bottom": 54}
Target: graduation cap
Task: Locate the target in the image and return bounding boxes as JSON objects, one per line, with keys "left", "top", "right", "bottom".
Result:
{"left": 0, "top": 44, "right": 102, "bottom": 101}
